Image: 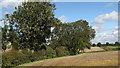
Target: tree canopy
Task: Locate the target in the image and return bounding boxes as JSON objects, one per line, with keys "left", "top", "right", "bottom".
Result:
{"left": 1, "top": 2, "right": 58, "bottom": 51}
{"left": 50, "top": 20, "right": 95, "bottom": 55}
{"left": 1, "top": 1, "right": 96, "bottom": 54}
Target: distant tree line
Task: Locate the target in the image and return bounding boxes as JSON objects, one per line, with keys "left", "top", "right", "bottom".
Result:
{"left": 92, "top": 42, "right": 120, "bottom": 47}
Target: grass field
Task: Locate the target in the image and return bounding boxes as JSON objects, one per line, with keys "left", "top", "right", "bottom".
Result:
{"left": 101, "top": 46, "right": 120, "bottom": 51}
{"left": 19, "top": 51, "right": 118, "bottom": 67}
{"left": 102, "top": 46, "right": 119, "bottom": 49}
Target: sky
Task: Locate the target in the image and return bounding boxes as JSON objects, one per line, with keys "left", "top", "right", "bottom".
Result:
{"left": 0, "top": 0, "right": 119, "bottom": 44}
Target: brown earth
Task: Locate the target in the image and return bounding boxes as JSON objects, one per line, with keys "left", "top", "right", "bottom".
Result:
{"left": 23, "top": 51, "right": 119, "bottom": 66}
{"left": 84, "top": 47, "right": 105, "bottom": 52}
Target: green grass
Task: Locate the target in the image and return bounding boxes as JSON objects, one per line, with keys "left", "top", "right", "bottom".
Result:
{"left": 101, "top": 46, "right": 120, "bottom": 50}
{"left": 86, "top": 49, "right": 119, "bottom": 53}
{"left": 103, "top": 46, "right": 119, "bottom": 48}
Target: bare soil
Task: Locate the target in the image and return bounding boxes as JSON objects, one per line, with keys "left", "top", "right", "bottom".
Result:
{"left": 84, "top": 47, "right": 104, "bottom": 52}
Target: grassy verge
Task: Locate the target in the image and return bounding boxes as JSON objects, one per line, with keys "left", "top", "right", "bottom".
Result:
{"left": 86, "top": 49, "right": 119, "bottom": 53}
{"left": 101, "top": 46, "right": 120, "bottom": 51}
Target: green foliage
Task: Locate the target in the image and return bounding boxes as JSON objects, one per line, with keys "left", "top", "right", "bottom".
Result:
{"left": 55, "top": 46, "right": 70, "bottom": 57}
{"left": 97, "top": 42, "right": 102, "bottom": 47}
{"left": 2, "top": 1, "right": 97, "bottom": 67}
{"left": 21, "top": 49, "right": 35, "bottom": 62}
{"left": 94, "top": 41, "right": 120, "bottom": 47}
{"left": 51, "top": 20, "right": 95, "bottom": 55}
{"left": 102, "top": 46, "right": 120, "bottom": 51}
{"left": 106, "top": 42, "right": 109, "bottom": 46}
{"left": 45, "top": 46, "right": 56, "bottom": 58}
{"left": 2, "top": 2, "right": 57, "bottom": 51}
{"left": 92, "top": 43, "right": 96, "bottom": 47}
{"left": 1, "top": 24, "right": 8, "bottom": 50}
{"left": 114, "top": 42, "right": 120, "bottom": 46}
{"left": 2, "top": 47, "right": 55, "bottom": 67}
{"left": 2, "top": 49, "right": 26, "bottom": 66}
{"left": 35, "top": 49, "right": 46, "bottom": 60}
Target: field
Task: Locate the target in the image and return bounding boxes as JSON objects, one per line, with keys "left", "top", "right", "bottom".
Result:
{"left": 84, "top": 47, "right": 105, "bottom": 52}
{"left": 101, "top": 46, "right": 120, "bottom": 51}
{"left": 19, "top": 51, "right": 118, "bottom": 67}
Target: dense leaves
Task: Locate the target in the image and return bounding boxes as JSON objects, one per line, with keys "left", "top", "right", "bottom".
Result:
{"left": 50, "top": 20, "right": 95, "bottom": 55}
{"left": 1, "top": 21, "right": 8, "bottom": 51}
{"left": 2, "top": 1, "right": 96, "bottom": 67}
{"left": 55, "top": 46, "right": 70, "bottom": 57}
{"left": 2, "top": 2, "right": 57, "bottom": 51}
{"left": 2, "top": 48, "right": 56, "bottom": 67}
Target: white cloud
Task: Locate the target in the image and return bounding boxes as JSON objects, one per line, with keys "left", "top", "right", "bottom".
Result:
{"left": 59, "top": 15, "right": 69, "bottom": 23}
{"left": 0, "top": 0, "right": 29, "bottom": 10}
{"left": 91, "top": 26, "right": 118, "bottom": 44}
{"left": 92, "top": 25, "right": 104, "bottom": 33}
{"left": 113, "top": 30, "right": 118, "bottom": 35}
{"left": 93, "top": 11, "right": 118, "bottom": 24}
{"left": 0, "top": 0, "right": 29, "bottom": 18}
{"left": 0, "top": 0, "right": 21, "bottom": 9}
{"left": 112, "top": 26, "right": 118, "bottom": 38}
{"left": 91, "top": 11, "right": 118, "bottom": 44}
{"left": 114, "top": 26, "right": 118, "bottom": 29}
{"left": 4, "top": 12, "right": 9, "bottom": 15}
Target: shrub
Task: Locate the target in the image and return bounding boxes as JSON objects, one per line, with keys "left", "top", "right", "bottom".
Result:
{"left": 21, "top": 49, "right": 34, "bottom": 62}
{"left": 2, "top": 49, "right": 26, "bottom": 66}
{"left": 45, "top": 46, "right": 56, "bottom": 58}
{"left": 55, "top": 46, "right": 70, "bottom": 57}
{"left": 34, "top": 49, "right": 46, "bottom": 60}
{"left": 2, "top": 47, "right": 55, "bottom": 67}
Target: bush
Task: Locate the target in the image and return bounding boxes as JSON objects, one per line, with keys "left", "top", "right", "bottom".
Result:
{"left": 2, "top": 49, "right": 26, "bottom": 66}
{"left": 2, "top": 47, "right": 57, "bottom": 67}
{"left": 34, "top": 49, "right": 46, "bottom": 60}
{"left": 55, "top": 46, "right": 70, "bottom": 57}
{"left": 21, "top": 49, "right": 35, "bottom": 62}
{"left": 45, "top": 46, "right": 56, "bottom": 58}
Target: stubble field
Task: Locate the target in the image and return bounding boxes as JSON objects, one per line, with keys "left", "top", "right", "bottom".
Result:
{"left": 21, "top": 51, "right": 118, "bottom": 66}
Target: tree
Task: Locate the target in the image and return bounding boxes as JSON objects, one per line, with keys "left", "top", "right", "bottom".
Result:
{"left": 115, "top": 42, "right": 119, "bottom": 46}
{"left": 92, "top": 43, "right": 96, "bottom": 47}
{"left": 51, "top": 20, "right": 95, "bottom": 55}
{"left": 97, "top": 42, "right": 102, "bottom": 47}
{"left": 106, "top": 42, "right": 109, "bottom": 46}
{"left": 2, "top": 1, "right": 57, "bottom": 51}
{"left": 1, "top": 20, "right": 8, "bottom": 51}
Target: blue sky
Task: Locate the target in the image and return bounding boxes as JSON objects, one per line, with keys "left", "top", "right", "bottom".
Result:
{"left": 0, "top": 1, "right": 118, "bottom": 44}
{"left": 53, "top": 2, "right": 118, "bottom": 44}
{"left": 54, "top": 2, "right": 117, "bottom": 23}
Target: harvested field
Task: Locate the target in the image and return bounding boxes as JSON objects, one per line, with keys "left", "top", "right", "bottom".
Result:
{"left": 21, "top": 51, "right": 118, "bottom": 66}
{"left": 84, "top": 47, "right": 104, "bottom": 52}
